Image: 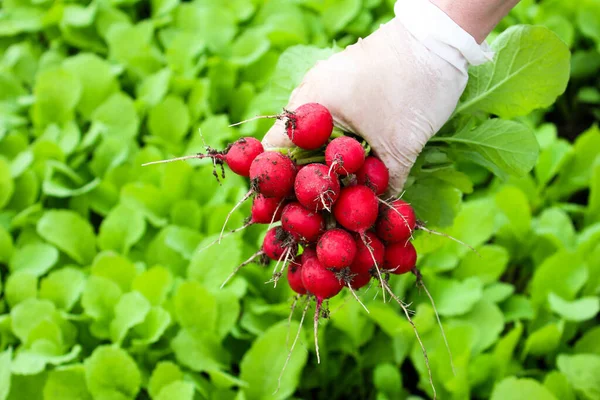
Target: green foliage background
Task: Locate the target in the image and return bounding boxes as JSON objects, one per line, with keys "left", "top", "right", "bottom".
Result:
{"left": 0, "top": 0, "right": 599, "bottom": 399}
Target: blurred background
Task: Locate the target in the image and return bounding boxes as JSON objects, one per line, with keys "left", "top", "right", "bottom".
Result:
{"left": 0, "top": 0, "right": 599, "bottom": 399}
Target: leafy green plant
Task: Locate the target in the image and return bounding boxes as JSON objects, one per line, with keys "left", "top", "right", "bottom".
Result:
{"left": 0, "top": 0, "right": 598, "bottom": 399}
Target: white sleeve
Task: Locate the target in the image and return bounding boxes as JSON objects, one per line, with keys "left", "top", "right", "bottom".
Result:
{"left": 394, "top": 0, "right": 495, "bottom": 72}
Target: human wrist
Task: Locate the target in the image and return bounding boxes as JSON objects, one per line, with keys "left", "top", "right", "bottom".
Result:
{"left": 429, "top": 0, "right": 520, "bottom": 43}
{"left": 394, "top": 0, "right": 494, "bottom": 70}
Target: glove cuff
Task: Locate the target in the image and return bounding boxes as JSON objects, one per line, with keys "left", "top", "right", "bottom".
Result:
{"left": 394, "top": 0, "right": 494, "bottom": 71}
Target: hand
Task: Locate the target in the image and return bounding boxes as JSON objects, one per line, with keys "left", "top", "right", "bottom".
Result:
{"left": 262, "top": 0, "right": 494, "bottom": 195}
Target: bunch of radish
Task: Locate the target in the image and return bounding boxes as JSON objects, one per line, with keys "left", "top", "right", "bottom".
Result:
{"left": 145, "top": 103, "right": 457, "bottom": 398}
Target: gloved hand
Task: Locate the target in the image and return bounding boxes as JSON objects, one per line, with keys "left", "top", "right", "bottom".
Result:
{"left": 262, "top": 0, "right": 494, "bottom": 195}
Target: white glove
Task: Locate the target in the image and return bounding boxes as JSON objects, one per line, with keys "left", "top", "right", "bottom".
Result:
{"left": 262, "top": 0, "right": 494, "bottom": 195}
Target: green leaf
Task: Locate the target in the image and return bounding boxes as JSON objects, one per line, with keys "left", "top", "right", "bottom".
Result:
{"left": 170, "top": 329, "right": 227, "bottom": 372}
{"left": 136, "top": 68, "right": 171, "bottom": 109}
{"left": 97, "top": 204, "right": 146, "bottom": 254}
{"left": 0, "top": 226, "right": 13, "bottom": 263}
{"left": 524, "top": 321, "right": 563, "bottom": 357}
{"left": 10, "top": 150, "right": 33, "bottom": 178}
{"left": 495, "top": 185, "right": 532, "bottom": 241}
{"left": 435, "top": 119, "right": 539, "bottom": 179}
{"left": 451, "top": 300, "right": 504, "bottom": 354}
{"left": 575, "top": 326, "right": 600, "bottom": 355}
{"left": 37, "top": 210, "right": 96, "bottom": 265}
{"left": 544, "top": 371, "right": 576, "bottom": 400}
{"left": 148, "top": 362, "right": 184, "bottom": 399}
{"left": 457, "top": 25, "right": 570, "bottom": 118}
{"left": 5, "top": 272, "right": 37, "bottom": 307}
{"left": 423, "top": 276, "right": 483, "bottom": 316}
{"left": 106, "top": 22, "right": 163, "bottom": 78}
{"left": 454, "top": 245, "right": 509, "bottom": 284}
{"left": 81, "top": 276, "right": 122, "bottom": 339}
{"left": 10, "top": 299, "right": 55, "bottom": 343}
{"left": 548, "top": 293, "right": 600, "bottom": 322}
{"left": 9, "top": 243, "right": 58, "bottom": 276}
{"left": 230, "top": 28, "right": 270, "bottom": 66}
{"left": 43, "top": 365, "right": 92, "bottom": 400}
{"left": 42, "top": 160, "right": 101, "bottom": 198}
{"left": 131, "top": 306, "right": 171, "bottom": 346}
{"left": 155, "top": 381, "right": 195, "bottom": 400}
{"left": 586, "top": 157, "right": 600, "bottom": 226}
{"left": 240, "top": 321, "right": 308, "bottom": 400}
{"left": 173, "top": 281, "right": 217, "bottom": 333}
{"left": 530, "top": 251, "right": 587, "bottom": 307}
{"left": 535, "top": 139, "right": 573, "bottom": 186}
{"left": 92, "top": 92, "right": 140, "bottom": 140}
{"left": 131, "top": 266, "right": 172, "bottom": 306}
{"left": 39, "top": 267, "right": 86, "bottom": 311}
{"left": 63, "top": 53, "right": 119, "bottom": 119}
{"left": 578, "top": 2, "right": 600, "bottom": 51}
{"left": 322, "top": 0, "right": 362, "bottom": 35}
{"left": 534, "top": 208, "right": 576, "bottom": 250}
{"left": 174, "top": 4, "right": 237, "bottom": 53}
{"left": 188, "top": 235, "right": 243, "bottom": 288}
{"left": 151, "top": 0, "right": 180, "bottom": 17}
{"left": 148, "top": 95, "right": 190, "bottom": 142}
{"left": 483, "top": 282, "right": 515, "bottom": 303}
{"left": 0, "top": 349, "right": 11, "bottom": 400}
{"left": 6, "top": 372, "right": 46, "bottom": 400}
{"left": 403, "top": 177, "right": 462, "bottom": 228}
{"left": 502, "top": 295, "right": 535, "bottom": 322}
{"left": 551, "top": 124, "right": 600, "bottom": 197}
{"left": 558, "top": 353, "right": 600, "bottom": 400}
{"left": 110, "top": 291, "right": 151, "bottom": 344}
{"left": 0, "top": 157, "right": 15, "bottom": 209}
{"left": 120, "top": 183, "right": 169, "bottom": 227}
{"left": 84, "top": 346, "right": 141, "bottom": 400}
{"left": 373, "top": 363, "right": 402, "bottom": 399}
{"left": 32, "top": 68, "right": 82, "bottom": 128}
{"left": 91, "top": 251, "right": 137, "bottom": 292}
{"left": 490, "top": 377, "right": 558, "bottom": 400}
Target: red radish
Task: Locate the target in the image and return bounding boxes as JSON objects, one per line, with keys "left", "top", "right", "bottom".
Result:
{"left": 383, "top": 241, "right": 417, "bottom": 275}
{"left": 356, "top": 157, "right": 390, "bottom": 195}
{"left": 301, "top": 255, "right": 344, "bottom": 300}
{"left": 249, "top": 152, "right": 296, "bottom": 198}
{"left": 333, "top": 185, "right": 379, "bottom": 233}
{"left": 325, "top": 137, "right": 365, "bottom": 175}
{"left": 350, "top": 232, "right": 384, "bottom": 274}
{"left": 141, "top": 137, "right": 264, "bottom": 178}
{"left": 300, "top": 250, "right": 343, "bottom": 364}
{"left": 285, "top": 103, "right": 333, "bottom": 150}
{"left": 317, "top": 229, "right": 356, "bottom": 270}
{"left": 376, "top": 199, "right": 416, "bottom": 243}
{"left": 349, "top": 271, "right": 371, "bottom": 290}
{"left": 263, "top": 226, "right": 297, "bottom": 261}
{"left": 301, "top": 247, "right": 318, "bottom": 260}
{"left": 281, "top": 203, "right": 325, "bottom": 243}
{"left": 287, "top": 259, "right": 306, "bottom": 295}
{"left": 224, "top": 137, "right": 264, "bottom": 177}
{"left": 294, "top": 164, "right": 340, "bottom": 211}
{"left": 251, "top": 195, "right": 285, "bottom": 224}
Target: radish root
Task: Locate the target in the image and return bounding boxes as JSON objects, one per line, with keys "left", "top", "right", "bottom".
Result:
{"left": 360, "top": 233, "right": 387, "bottom": 303}
{"left": 220, "top": 250, "right": 265, "bottom": 289}
{"left": 314, "top": 298, "right": 323, "bottom": 364}
{"left": 347, "top": 283, "right": 370, "bottom": 314}
{"left": 275, "top": 299, "right": 310, "bottom": 395}
{"left": 219, "top": 189, "right": 253, "bottom": 244}
{"left": 382, "top": 280, "right": 436, "bottom": 400}
{"left": 416, "top": 222, "right": 480, "bottom": 257}
{"left": 413, "top": 268, "right": 456, "bottom": 376}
